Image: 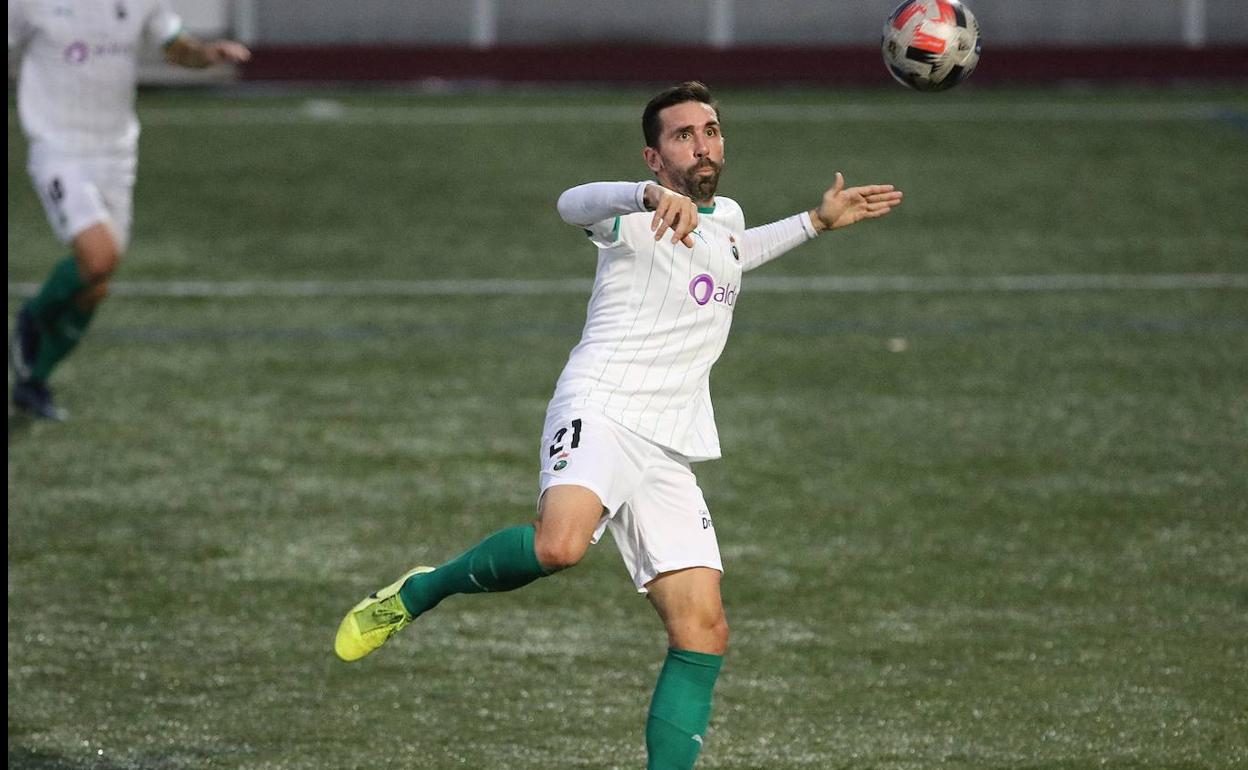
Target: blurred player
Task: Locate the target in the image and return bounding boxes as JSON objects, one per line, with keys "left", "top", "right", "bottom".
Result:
{"left": 335, "top": 82, "right": 903, "bottom": 769}
{"left": 8, "top": 1, "right": 250, "bottom": 420}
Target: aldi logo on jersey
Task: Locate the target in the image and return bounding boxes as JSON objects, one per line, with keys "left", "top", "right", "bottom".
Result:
{"left": 688, "top": 273, "right": 739, "bottom": 308}
{"left": 63, "top": 41, "right": 89, "bottom": 64}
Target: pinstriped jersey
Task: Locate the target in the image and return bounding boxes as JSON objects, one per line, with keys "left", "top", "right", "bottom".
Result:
{"left": 548, "top": 196, "right": 746, "bottom": 462}
{"left": 9, "top": 0, "right": 182, "bottom": 155}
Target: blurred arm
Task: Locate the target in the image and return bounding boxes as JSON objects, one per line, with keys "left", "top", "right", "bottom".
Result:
{"left": 164, "top": 33, "right": 251, "bottom": 69}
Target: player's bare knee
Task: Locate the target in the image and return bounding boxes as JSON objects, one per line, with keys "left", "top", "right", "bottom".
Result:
{"left": 533, "top": 536, "right": 588, "bottom": 572}
{"left": 77, "top": 251, "right": 119, "bottom": 284}
{"left": 711, "top": 614, "right": 730, "bottom": 651}
{"left": 665, "top": 607, "right": 729, "bottom": 654}
{"left": 73, "top": 225, "right": 122, "bottom": 283}
{"left": 669, "top": 621, "right": 728, "bottom": 655}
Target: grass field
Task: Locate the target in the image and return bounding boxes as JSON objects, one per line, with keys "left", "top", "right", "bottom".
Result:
{"left": 7, "top": 85, "right": 1248, "bottom": 769}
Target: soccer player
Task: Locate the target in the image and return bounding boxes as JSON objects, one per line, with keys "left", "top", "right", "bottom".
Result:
{"left": 335, "top": 81, "right": 903, "bottom": 769}
{"left": 8, "top": 1, "right": 250, "bottom": 420}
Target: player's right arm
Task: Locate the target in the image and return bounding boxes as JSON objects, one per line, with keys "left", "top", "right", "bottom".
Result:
{"left": 557, "top": 181, "right": 698, "bottom": 248}
{"left": 164, "top": 33, "right": 250, "bottom": 68}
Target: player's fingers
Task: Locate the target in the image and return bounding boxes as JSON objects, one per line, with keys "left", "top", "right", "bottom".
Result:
{"left": 671, "top": 209, "right": 690, "bottom": 244}
{"left": 653, "top": 197, "right": 674, "bottom": 239}
{"left": 865, "top": 191, "right": 904, "bottom": 205}
{"left": 865, "top": 204, "right": 899, "bottom": 218}
{"left": 673, "top": 204, "right": 699, "bottom": 244}
{"left": 654, "top": 220, "right": 670, "bottom": 241}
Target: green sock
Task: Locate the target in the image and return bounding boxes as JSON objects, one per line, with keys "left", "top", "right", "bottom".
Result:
{"left": 646, "top": 648, "right": 724, "bottom": 770}
{"left": 398, "top": 524, "right": 550, "bottom": 617}
{"left": 31, "top": 303, "right": 96, "bottom": 382}
{"left": 26, "top": 256, "right": 87, "bottom": 326}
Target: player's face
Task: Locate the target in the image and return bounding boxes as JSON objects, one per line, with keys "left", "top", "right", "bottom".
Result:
{"left": 644, "top": 101, "right": 725, "bottom": 203}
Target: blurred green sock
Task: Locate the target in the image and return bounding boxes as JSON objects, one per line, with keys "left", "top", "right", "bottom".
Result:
{"left": 31, "top": 303, "right": 96, "bottom": 382}
{"left": 26, "top": 256, "right": 86, "bottom": 326}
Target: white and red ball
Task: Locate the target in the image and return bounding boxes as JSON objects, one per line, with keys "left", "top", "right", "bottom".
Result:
{"left": 882, "top": 0, "right": 982, "bottom": 92}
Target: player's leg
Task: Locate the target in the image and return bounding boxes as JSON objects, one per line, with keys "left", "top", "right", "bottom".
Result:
{"left": 335, "top": 411, "right": 630, "bottom": 660}
{"left": 333, "top": 485, "right": 603, "bottom": 662}
{"left": 28, "top": 223, "right": 119, "bottom": 378}
{"left": 606, "top": 446, "right": 725, "bottom": 770}
{"left": 14, "top": 155, "right": 128, "bottom": 418}
{"left": 644, "top": 567, "right": 727, "bottom": 770}
{"left": 647, "top": 566, "right": 729, "bottom": 654}
{"left": 400, "top": 484, "right": 603, "bottom": 615}
{"left": 13, "top": 223, "right": 119, "bottom": 420}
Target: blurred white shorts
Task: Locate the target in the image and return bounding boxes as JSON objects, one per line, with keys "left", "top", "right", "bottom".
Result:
{"left": 538, "top": 408, "right": 722, "bottom": 593}
{"left": 27, "top": 145, "right": 136, "bottom": 249}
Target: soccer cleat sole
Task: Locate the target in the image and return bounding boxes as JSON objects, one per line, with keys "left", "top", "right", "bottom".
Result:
{"left": 334, "top": 565, "right": 435, "bottom": 662}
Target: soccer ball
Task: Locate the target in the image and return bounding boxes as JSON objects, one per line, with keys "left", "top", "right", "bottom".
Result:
{"left": 881, "top": 0, "right": 982, "bottom": 92}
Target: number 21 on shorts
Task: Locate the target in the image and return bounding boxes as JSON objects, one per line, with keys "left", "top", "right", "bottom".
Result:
{"left": 548, "top": 418, "right": 582, "bottom": 471}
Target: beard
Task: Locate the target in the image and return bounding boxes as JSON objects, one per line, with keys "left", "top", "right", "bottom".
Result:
{"left": 677, "top": 158, "right": 722, "bottom": 202}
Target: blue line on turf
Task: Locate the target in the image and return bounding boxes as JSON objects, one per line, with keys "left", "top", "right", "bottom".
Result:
{"left": 1213, "top": 108, "right": 1248, "bottom": 133}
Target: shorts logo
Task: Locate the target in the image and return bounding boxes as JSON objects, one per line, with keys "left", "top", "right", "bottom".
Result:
{"left": 64, "top": 41, "right": 89, "bottom": 64}
{"left": 688, "top": 273, "right": 738, "bottom": 307}
{"left": 553, "top": 460, "right": 568, "bottom": 471}
{"left": 699, "top": 509, "right": 713, "bottom": 529}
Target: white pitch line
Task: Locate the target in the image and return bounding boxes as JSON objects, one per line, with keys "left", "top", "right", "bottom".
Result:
{"left": 8, "top": 274, "right": 1248, "bottom": 299}
{"left": 119, "top": 101, "right": 1236, "bottom": 127}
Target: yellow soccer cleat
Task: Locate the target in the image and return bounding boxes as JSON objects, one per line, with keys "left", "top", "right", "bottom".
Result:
{"left": 334, "top": 566, "right": 435, "bottom": 662}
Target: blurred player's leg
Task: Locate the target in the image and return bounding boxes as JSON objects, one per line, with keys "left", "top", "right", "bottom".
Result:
{"left": 644, "top": 567, "right": 727, "bottom": 770}
{"left": 13, "top": 223, "right": 119, "bottom": 419}
{"left": 16, "top": 149, "right": 127, "bottom": 419}
{"left": 334, "top": 485, "right": 602, "bottom": 661}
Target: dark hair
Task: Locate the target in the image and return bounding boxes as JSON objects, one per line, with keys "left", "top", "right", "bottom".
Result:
{"left": 642, "top": 81, "right": 718, "bottom": 149}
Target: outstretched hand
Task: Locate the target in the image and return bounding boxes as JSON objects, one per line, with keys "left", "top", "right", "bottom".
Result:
{"left": 205, "top": 40, "right": 252, "bottom": 64}
{"left": 809, "top": 172, "right": 903, "bottom": 233}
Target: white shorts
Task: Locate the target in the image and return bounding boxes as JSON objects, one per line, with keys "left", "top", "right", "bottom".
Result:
{"left": 538, "top": 408, "right": 722, "bottom": 593}
{"left": 28, "top": 145, "right": 136, "bottom": 249}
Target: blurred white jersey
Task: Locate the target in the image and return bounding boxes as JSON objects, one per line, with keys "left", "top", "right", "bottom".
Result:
{"left": 8, "top": 0, "right": 182, "bottom": 155}
{"left": 549, "top": 195, "right": 747, "bottom": 462}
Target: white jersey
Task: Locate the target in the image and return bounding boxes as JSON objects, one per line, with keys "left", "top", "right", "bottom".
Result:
{"left": 550, "top": 191, "right": 748, "bottom": 462}
{"left": 8, "top": 0, "right": 182, "bottom": 155}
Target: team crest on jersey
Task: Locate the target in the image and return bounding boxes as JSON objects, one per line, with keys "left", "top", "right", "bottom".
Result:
{"left": 729, "top": 235, "right": 739, "bottom": 261}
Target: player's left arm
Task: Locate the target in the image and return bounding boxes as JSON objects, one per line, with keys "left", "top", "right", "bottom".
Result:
{"left": 739, "top": 172, "right": 903, "bottom": 272}
{"left": 164, "top": 32, "right": 250, "bottom": 69}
